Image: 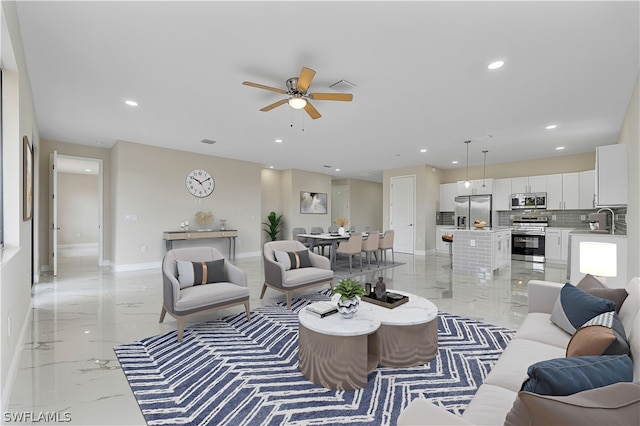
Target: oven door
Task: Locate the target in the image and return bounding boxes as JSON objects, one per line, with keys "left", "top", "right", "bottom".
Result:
{"left": 512, "top": 232, "right": 545, "bottom": 263}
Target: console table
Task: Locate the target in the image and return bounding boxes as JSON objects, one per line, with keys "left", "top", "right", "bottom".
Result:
{"left": 163, "top": 230, "right": 238, "bottom": 260}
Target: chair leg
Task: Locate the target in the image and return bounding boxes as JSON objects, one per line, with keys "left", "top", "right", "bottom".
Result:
{"left": 159, "top": 306, "right": 167, "bottom": 323}
{"left": 177, "top": 317, "right": 186, "bottom": 342}
{"left": 348, "top": 255, "right": 353, "bottom": 274}
{"left": 244, "top": 301, "right": 251, "bottom": 321}
{"left": 286, "top": 291, "right": 293, "bottom": 310}
{"left": 260, "top": 282, "right": 268, "bottom": 299}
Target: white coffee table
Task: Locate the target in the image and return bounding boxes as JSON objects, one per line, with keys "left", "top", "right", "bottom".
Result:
{"left": 298, "top": 291, "right": 438, "bottom": 390}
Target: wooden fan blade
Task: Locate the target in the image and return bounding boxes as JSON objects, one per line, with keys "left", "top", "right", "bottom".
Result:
{"left": 309, "top": 93, "right": 353, "bottom": 101}
{"left": 260, "top": 99, "right": 288, "bottom": 112}
{"left": 243, "top": 81, "right": 287, "bottom": 94}
{"left": 297, "top": 67, "right": 316, "bottom": 92}
{"left": 303, "top": 101, "right": 321, "bottom": 120}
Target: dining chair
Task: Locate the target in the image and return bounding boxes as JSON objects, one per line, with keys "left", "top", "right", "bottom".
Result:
{"left": 361, "top": 231, "right": 380, "bottom": 269}
{"left": 379, "top": 230, "right": 395, "bottom": 265}
{"left": 335, "top": 233, "right": 363, "bottom": 274}
{"left": 310, "top": 226, "right": 331, "bottom": 256}
{"left": 292, "top": 227, "right": 311, "bottom": 248}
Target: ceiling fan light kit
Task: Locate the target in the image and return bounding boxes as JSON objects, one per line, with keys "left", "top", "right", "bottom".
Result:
{"left": 243, "top": 67, "right": 353, "bottom": 120}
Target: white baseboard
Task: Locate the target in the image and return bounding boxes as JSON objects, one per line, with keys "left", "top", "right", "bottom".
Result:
{"left": 112, "top": 261, "right": 162, "bottom": 272}
{"left": 58, "top": 243, "right": 99, "bottom": 249}
{"left": 2, "top": 299, "right": 33, "bottom": 413}
{"left": 235, "top": 251, "right": 261, "bottom": 259}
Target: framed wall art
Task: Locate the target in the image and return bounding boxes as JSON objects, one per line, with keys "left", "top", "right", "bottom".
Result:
{"left": 23, "top": 136, "right": 33, "bottom": 221}
{"left": 300, "top": 191, "right": 327, "bottom": 214}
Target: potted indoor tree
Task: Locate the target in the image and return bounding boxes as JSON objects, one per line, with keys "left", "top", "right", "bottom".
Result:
{"left": 331, "top": 278, "right": 366, "bottom": 318}
{"left": 262, "top": 211, "right": 283, "bottom": 241}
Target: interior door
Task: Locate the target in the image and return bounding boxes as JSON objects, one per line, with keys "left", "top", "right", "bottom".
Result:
{"left": 49, "top": 151, "right": 58, "bottom": 276}
{"left": 390, "top": 175, "right": 415, "bottom": 254}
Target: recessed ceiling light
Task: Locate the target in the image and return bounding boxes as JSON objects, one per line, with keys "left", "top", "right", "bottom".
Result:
{"left": 420, "top": 149, "right": 427, "bottom": 153}
{"left": 275, "top": 139, "right": 283, "bottom": 143}
{"left": 125, "top": 100, "right": 138, "bottom": 107}
{"left": 546, "top": 124, "right": 557, "bottom": 130}
{"left": 488, "top": 60, "right": 504, "bottom": 70}
{"left": 84, "top": 169, "right": 92, "bottom": 172}
{"left": 95, "top": 141, "right": 103, "bottom": 145}
{"left": 335, "top": 168, "right": 340, "bottom": 172}
{"left": 452, "top": 160, "right": 459, "bottom": 164}
{"left": 269, "top": 165, "right": 274, "bottom": 169}
{"left": 556, "top": 146, "right": 565, "bottom": 150}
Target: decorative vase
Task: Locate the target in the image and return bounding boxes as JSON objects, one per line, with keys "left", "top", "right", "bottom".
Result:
{"left": 375, "top": 277, "right": 387, "bottom": 300}
{"left": 338, "top": 226, "right": 346, "bottom": 235}
{"left": 219, "top": 219, "right": 227, "bottom": 231}
{"left": 336, "top": 297, "right": 359, "bottom": 318}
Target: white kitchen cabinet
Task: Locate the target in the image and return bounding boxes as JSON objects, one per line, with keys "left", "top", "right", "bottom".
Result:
{"left": 596, "top": 144, "right": 628, "bottom": 207}
{"left": 493, "top": 178, "right": 512, "bottom": 211}
{"left": 492, "top": 229, "right": 511, "bottom": 271}
{"left": 439, "top": 183, "right": 457, "bottom": 212}
{"left": 456, "top": 179, "right": 493, "bottom": 196}
{"left": 579, "top": 170, "right": 595, "bottom": 209}
{"left": 510, "top": 175, "right": 546, "bottom": 193}
{"left": 561, "top": 172, "right": 580, "bottom": 210}
{"left": 546, "top": 174, "right": 563, "bottom": 210}
{"left": 546, "top": 228, "right": 574, "bottom": 264}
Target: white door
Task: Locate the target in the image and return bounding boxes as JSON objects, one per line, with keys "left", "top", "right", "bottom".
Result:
{"left": 49, "top": 151, "right": 58, "bottom": 276}
{"left": 390, "top": 175, "right": 415, "bottom": 254}
{"left": 331, "top": 185, "right": 349, "bottom": 227}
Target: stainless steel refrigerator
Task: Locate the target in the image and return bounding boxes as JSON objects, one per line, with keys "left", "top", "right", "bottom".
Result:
{"left": 454, "top": 195, "right": 493, "bottom": 229}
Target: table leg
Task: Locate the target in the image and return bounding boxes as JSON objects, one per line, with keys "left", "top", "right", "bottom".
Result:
{"left": 165, "top": 240, "right": 172, "bottom": 251}
{"left": 330, "top": 240, "right": 339, "bottom": 269}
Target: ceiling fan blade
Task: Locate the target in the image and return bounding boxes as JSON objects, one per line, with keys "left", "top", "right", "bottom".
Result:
{"left": 297, "top": 67, "right": 316, "bottom": 92}
{"left": 308, "top": 93, "right": 353, "bottom": 102}
{"left": 303, "top": 101, "right": 321, "bottom": 120}
{"left": 260, "top": 99, "right": 288, "bottom": 112}
{"left": 243, "top": 81, "right": 287, "bottom": 94}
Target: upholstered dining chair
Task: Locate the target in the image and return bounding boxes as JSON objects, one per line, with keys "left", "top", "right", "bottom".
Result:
{"left": 361, "top": 231, "right": 380, "bottom": 269}
{"left": 161, "top": 247, "right": 250, "bottom": 342}
{"left": 379, "top": 230, "right": 395, "bottom": 265}
{"left": 335, "top": 233, "right": 363, "bottom": 274}
{"left": 292, "top": 227, "right": 311, "bottom": 248}
{"left": 262, "top": 240, "right": 334, "bottom": 309}
{"left": 310, "top": 226, "right": 331, "bottom": 255}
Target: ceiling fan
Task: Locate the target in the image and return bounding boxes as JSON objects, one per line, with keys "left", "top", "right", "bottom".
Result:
{"left": 242, "top": 67, "right": 353, "bottom": 120}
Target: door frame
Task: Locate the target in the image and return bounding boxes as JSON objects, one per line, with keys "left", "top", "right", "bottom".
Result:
{"left": 390, "top": 175, "right": 416, "bottom": 254}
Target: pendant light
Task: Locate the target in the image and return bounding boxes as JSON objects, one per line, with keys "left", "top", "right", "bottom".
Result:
{"left": 464, "top": 140, "right": 471, "bottom": 188}
{"left": 482, "top": 150, "right": 488, "bottom": 187}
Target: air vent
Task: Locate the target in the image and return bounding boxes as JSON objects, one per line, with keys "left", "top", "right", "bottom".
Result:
{"left": 201, "top": 139, "right": 217, "bottom": 145}
{"left": 322, "top": 165, "right": 333, "bottom": 168}
{"left": 329, "top": 80, "right": 356, "bottom": 92}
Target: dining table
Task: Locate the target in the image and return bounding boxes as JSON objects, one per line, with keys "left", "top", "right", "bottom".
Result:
{"left": 297, "top": 232, "right": 376, "bottom": 269}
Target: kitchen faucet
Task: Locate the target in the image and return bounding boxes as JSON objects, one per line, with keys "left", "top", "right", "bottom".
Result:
{"left": 596, "top": 207, "right": 615, "bottom": 235}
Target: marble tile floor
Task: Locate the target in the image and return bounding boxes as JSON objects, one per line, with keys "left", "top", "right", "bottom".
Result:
{"left": 6, "top": 248, "right": 567, "bottom": 425}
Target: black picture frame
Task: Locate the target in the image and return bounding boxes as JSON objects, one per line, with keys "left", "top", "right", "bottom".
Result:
{"left": 300, "top": 191, "right": 327, "bottom": 214}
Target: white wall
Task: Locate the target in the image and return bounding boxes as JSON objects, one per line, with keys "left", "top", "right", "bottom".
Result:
{"left": 282, "top": 169, "right": 332, "bottom": 239}
{"left": 261, "top": 168, "right": 285, "bottom": 245}
{"left": 332, "top": 178, "right": 383, "bottom": 232}
{"left": 618, "top": 72, "right": 639, "bottom": 280}
{"left": 57, "top": 173, "right": 99, "bottom": 245}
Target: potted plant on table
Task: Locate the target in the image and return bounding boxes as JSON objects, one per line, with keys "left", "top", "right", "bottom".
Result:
{"left": 331, "top": 278, "right": 366, "bottom": 318}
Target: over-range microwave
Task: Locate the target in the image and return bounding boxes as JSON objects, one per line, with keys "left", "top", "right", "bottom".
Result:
{"left": 511, "top": 193, "right": 547, "bottom": 210}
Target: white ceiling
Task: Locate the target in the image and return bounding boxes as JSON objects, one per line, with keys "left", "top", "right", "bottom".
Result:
{"left": 16, "top": 1, "right": 639, "bottom": 182}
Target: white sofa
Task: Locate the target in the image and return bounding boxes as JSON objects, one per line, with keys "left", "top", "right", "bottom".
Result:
{"left": 398, "top": 277, "right": 640, "bottom": 425}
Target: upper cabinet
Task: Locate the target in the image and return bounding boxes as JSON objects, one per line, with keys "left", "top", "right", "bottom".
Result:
{"left": 595, "top": 144, "right": 628, "bottom": 207}
{"left": 440, "top": 183, "right": 457, "bottom": 212}
{"left": 562, "top": 172, "right": 580, "bottom": 210}
{"left": 456, "top": 179, "right": 493, "bottom": 196}
{"left": 493, "top": 178, "right": 512, "bottom": 211}
{"left": 579, "top": 170, "right": 595, "bottom": 209}
{"left": 511, "top": 175, "right": 546, "bottom": 193}
{"left": 546, "top": 174, "right": 563, "bottom": 210}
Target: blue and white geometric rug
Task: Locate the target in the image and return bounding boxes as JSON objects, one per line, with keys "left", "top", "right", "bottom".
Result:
{"left": 114, "top": 291, "right": 515, "bottom": 426}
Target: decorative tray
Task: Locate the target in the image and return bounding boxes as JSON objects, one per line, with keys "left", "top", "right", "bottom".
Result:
{"left": 362, "top": 292, "right": 408, "bottom": 309}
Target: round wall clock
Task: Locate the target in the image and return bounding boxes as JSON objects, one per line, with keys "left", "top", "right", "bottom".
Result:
{"left": 186, "top": 169, "right": 215, "bottom": 198}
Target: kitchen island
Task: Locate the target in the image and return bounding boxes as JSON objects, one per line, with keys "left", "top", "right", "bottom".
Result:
{"left": 452, "top": 227, "right": 511, "bottom": 277}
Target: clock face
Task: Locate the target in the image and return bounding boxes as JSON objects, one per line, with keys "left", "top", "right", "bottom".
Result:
{"left": 186, "top": 169, "right": 215, "bottom": 198}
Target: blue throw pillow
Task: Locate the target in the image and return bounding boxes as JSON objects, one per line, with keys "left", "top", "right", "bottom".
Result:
{"left": 549, "top": 283, "right": 616, "bottom": 335}
{"left": 521, "top": 355, "right": 633, "bottom": 396}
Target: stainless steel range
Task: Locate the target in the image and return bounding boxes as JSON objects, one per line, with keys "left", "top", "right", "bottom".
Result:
{"left": 511, "top": 215, "right": 548, "bottom": 263}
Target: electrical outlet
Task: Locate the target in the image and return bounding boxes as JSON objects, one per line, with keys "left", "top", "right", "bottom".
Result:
{"left": 125, "top": 214, "right": 138, "bottom": 221}
{"left": 141, "top": 245, "right": 147, "bottom": 254}
{"left": 581, "top": 215, "right": 586, "bottom": 221}
{"left": 470, "top": 240, "right": 476, "bottom": 247}
{"left": 552, "top": 215, "right": 557, "bottom": 220}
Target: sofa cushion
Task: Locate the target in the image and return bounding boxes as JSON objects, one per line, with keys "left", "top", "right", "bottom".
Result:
{"left": 274, "top": 250, "right": 312, "bottom": 270}
{"left": 549, "top": 283, "right": 616, "bottom": 335}
{"left": 513, "top": 313, "right": 571, "bottom": 349}
{"left": 567, "top": 311, "right": 629, "bottom": 356}
{"left": 483, "top": 338, "right": 566, "bottom": 392}
{"left": 177, "top": 259, "right": 226, "bottom": 289}
{"left": 282, "top": 266, "right": 333, "bottom": 289}
{"left": 175, "top": 282, "right": 249, "bottom": 313}
{"left": 577, "top": 273, "right": 628, "bottom": 314}
{"left": 521, "top": 355, "right": 633, "bottom": 396}
{"left": 460, "top": 384, "right": 517, "bottom": 426}
{"left": 505, "top": 382, "right": 640, "bottom": 426}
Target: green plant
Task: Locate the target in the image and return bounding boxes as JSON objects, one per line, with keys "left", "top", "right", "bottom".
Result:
{"left": 262, "top": 211, "right": 283, "bottom": 241}
{"left": 332, "top": 278, "right": 366, "bottom": 302}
